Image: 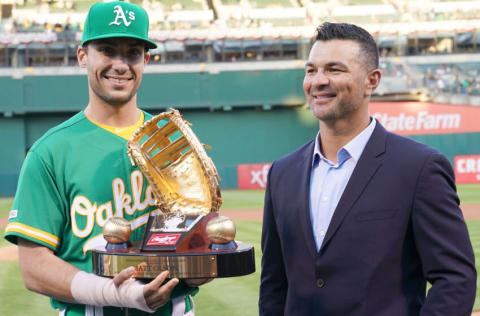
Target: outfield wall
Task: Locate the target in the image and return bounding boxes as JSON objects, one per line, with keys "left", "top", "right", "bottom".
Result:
{"left": 1, "top": 68, "right": 480, "bottom": 196}
{"left": 0, "top": 63, "right": 305, "bottom": 113}
{"left": 0, "top": 107, "right": 319, "bottom": 195}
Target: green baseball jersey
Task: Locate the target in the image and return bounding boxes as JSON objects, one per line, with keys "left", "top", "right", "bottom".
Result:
{"left": 4, "top": 111, "right": 197, "bottom": 316}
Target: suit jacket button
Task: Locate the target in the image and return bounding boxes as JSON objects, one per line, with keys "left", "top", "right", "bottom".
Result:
{"left": 316, "top": 278, "right": 325, "bottom": 288}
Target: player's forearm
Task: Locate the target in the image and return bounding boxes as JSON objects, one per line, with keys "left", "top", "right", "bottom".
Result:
{"left": 17, "top": 238, "right": 176, "bottom": 312}
{"left": 17, "top": 238, "right": 79, "bottom": 303}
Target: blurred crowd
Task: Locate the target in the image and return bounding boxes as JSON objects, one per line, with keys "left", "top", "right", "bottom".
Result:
{"left": 378, "top": 60, "right": 480, "bottom": 96}
{"left": 7, "top": 20, "right": 80, "bottom": 33}
{"left": 2, "top": 1, "right": 480, "bottom": 97}
{"left": 423, "top": 64, "right": 480, "bottom": 96}
{"left": 3, "top": 0, "right": 480, "bottom": 33}
{"left": 404, "top": 8, "right": 480, "bottom": 23}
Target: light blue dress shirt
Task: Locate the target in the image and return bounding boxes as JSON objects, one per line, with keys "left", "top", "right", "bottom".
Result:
{"left": 309, "top": 118, "right": 377, "bottom": 251}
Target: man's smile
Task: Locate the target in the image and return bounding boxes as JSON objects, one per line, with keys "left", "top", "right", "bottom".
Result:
{"left": 311, "top": 91, "right": 337, "bottom": 103}
{"left": 104, "top": 74, "right": 133, "bottom": 86}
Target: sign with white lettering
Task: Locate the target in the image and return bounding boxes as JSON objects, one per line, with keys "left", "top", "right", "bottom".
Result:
{"left": 371, "top": 102, "right": 480, "bottom": 136}
{"left": 237, "top": 163, "right": 272, "bottom": 189}
{"left": 146, "top": 233, "right": 182, "bottom": 246}
{"left": 454, "top": 155, "right": 480, "bottom": 184}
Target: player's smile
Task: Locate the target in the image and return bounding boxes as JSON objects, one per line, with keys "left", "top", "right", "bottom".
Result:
{"left": 103, "top": 73, "right": 134, "bottom": 88}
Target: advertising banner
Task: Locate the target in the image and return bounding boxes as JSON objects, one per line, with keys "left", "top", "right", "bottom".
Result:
{"left": 371, "top": 102, "right": 480, "bottom": 136}
{"left": 454, "top": 155, "right": 480, "bottom": 184}
{"left": 237, "top": 163, "right": 272, "bottom": 189}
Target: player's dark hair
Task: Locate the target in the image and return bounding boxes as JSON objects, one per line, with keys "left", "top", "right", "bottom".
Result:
{"left": 315, "top": 22, "right": 379, "bottom": 70}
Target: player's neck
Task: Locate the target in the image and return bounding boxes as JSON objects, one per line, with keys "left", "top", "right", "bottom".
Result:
{"left": 84, "top": 98, "right": 140, "bottom": 127}
{"left": 318, "top": 114, "right": 370, "bottom": 163}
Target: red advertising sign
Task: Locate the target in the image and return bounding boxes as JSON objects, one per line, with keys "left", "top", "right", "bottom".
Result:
{"left": 371, "top": 102, "right": 480, "bottom": 136}
{"left": 454, "top": 155, "right": 480, "bottom": 184}
{"left": 146, "top": 233, "right": 181, "bottom": 246}
{"left": 237, "top": 163, "right": 272, "bottom": 189}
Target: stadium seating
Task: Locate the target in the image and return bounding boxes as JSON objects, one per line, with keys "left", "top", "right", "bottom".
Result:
{"left": 1, "top": 0, "right": 480, "bottom": 99}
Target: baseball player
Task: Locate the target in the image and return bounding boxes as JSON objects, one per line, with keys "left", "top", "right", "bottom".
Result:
{"left": 4, "top": 2, "right": 201, "bottom": 315}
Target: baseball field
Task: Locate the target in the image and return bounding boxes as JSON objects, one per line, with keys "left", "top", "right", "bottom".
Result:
{"left": 1, "top": 185, "right": 479, "bottom": 315}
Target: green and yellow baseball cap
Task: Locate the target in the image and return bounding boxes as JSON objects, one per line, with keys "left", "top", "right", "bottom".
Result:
{"left": 82, "top": 1, "right": 157, "bottom": 49}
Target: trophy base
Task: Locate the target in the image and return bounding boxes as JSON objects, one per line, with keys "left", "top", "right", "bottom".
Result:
{"left": 92, "top": 241, "right": 255, "bottom": 279}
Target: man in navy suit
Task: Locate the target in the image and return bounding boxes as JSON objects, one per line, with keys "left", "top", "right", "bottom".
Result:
{"left": 259, "top": 22, "right": 476, "bottom": 316}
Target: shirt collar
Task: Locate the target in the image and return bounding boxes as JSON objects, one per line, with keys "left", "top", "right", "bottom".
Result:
{"left": 312, "top": 118, "right": 376, "bottom": 166}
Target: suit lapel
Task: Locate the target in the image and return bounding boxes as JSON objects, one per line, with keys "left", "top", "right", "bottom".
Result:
{"left": 319, "top": 123, "right": 388, "bottom": 252}
{"left": 296, "top": 140, "right": 318, "bottom": 258}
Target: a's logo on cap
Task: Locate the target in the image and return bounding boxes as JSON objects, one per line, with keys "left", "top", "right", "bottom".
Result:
{"left": 109, "top": 5, "right": 135, "bottom": 27}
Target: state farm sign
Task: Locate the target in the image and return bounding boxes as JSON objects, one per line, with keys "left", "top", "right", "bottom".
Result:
{"left": 454, "top": 155, "right": 480, "bottom": 184}
{"left": 237, "top": 163, "right": 272, "bottom": 189}
{"left": 371, "top": 102, "right": 480, "bottom": 136}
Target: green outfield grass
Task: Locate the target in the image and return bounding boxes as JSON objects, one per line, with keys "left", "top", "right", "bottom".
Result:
{"left": 459, "top": 184, "right": 480, "bottom": 204}
{"left": 0, "top": 261, "right": 55, "bottom": 316}
{"left": 194, "top": 221, "right": 261, "bottom": 316}
{"left": 1, "top": 184, "right": 480, "bottom": 315}
{"left": 0, "top": 193, "right": 264, "bottom": 316}
{"left": 219, "top": 189, "right": 266, "bottom": 211}
{"left": 467, "top": 219, "right": 480, "bottom": 312}
{"left": 0, "top": 198, "right": 12, "bottom": 218}
{"left": 0, "top": 221, "right": 262, "bottom": 316}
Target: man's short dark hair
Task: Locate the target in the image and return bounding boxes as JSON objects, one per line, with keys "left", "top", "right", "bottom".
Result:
{"left": 315, "top": 22, "right": 379, "bottom": 70}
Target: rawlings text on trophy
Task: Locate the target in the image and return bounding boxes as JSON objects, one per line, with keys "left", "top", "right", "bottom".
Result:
{"left": 92, "top": 109, "right": 255, "bottom": 279}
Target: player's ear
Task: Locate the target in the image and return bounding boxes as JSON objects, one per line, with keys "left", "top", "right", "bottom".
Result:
{"left": 144, "top": 51, "right": 150, "bottom": 65}
{"left": 77, "top": 45, "right": 87, "bottom": 68}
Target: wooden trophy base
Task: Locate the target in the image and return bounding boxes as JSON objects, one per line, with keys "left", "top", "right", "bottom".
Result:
{"left": 92, "top": 241, "right": 255, "bottom": 279}
{"left": 92, "top": 213, "right": 255, "bottom": 279}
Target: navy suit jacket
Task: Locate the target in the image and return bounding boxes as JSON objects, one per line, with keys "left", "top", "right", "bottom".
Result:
{"left": 259, "top": 122, "right": 476, "bottom": 316}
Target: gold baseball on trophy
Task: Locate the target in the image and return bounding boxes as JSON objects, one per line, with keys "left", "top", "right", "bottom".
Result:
{"left": 103, "top": 217, "right": 132, "bottom": 244}
{"left": 206, "top": 215, "right": 236, "bottom": 244}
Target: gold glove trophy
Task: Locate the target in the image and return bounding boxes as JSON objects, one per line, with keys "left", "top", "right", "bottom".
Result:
{"left": 92, "top": 109, "right": 255, "bottom": 279}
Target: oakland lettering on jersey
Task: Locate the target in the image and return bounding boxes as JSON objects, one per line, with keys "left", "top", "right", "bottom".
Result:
{"left": 373, "top": 111, "right": 460, "bottom": 132}
{"left": 71, "top": 170, "right": 156, "bottom": 238}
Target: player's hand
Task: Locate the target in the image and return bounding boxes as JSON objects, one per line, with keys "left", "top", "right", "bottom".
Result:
{"left": 184, "top": 278, "right": 213, "bottom": 287}
{"left": 143, "top": 271, "right": 179, "bottom": 310}
{"left": 112, "top": 266, "right": 137, "bottom": 287}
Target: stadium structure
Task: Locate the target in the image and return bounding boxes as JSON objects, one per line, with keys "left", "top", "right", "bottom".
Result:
{"left": 1, "top": 0, "right": 480, "bottom": 196}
